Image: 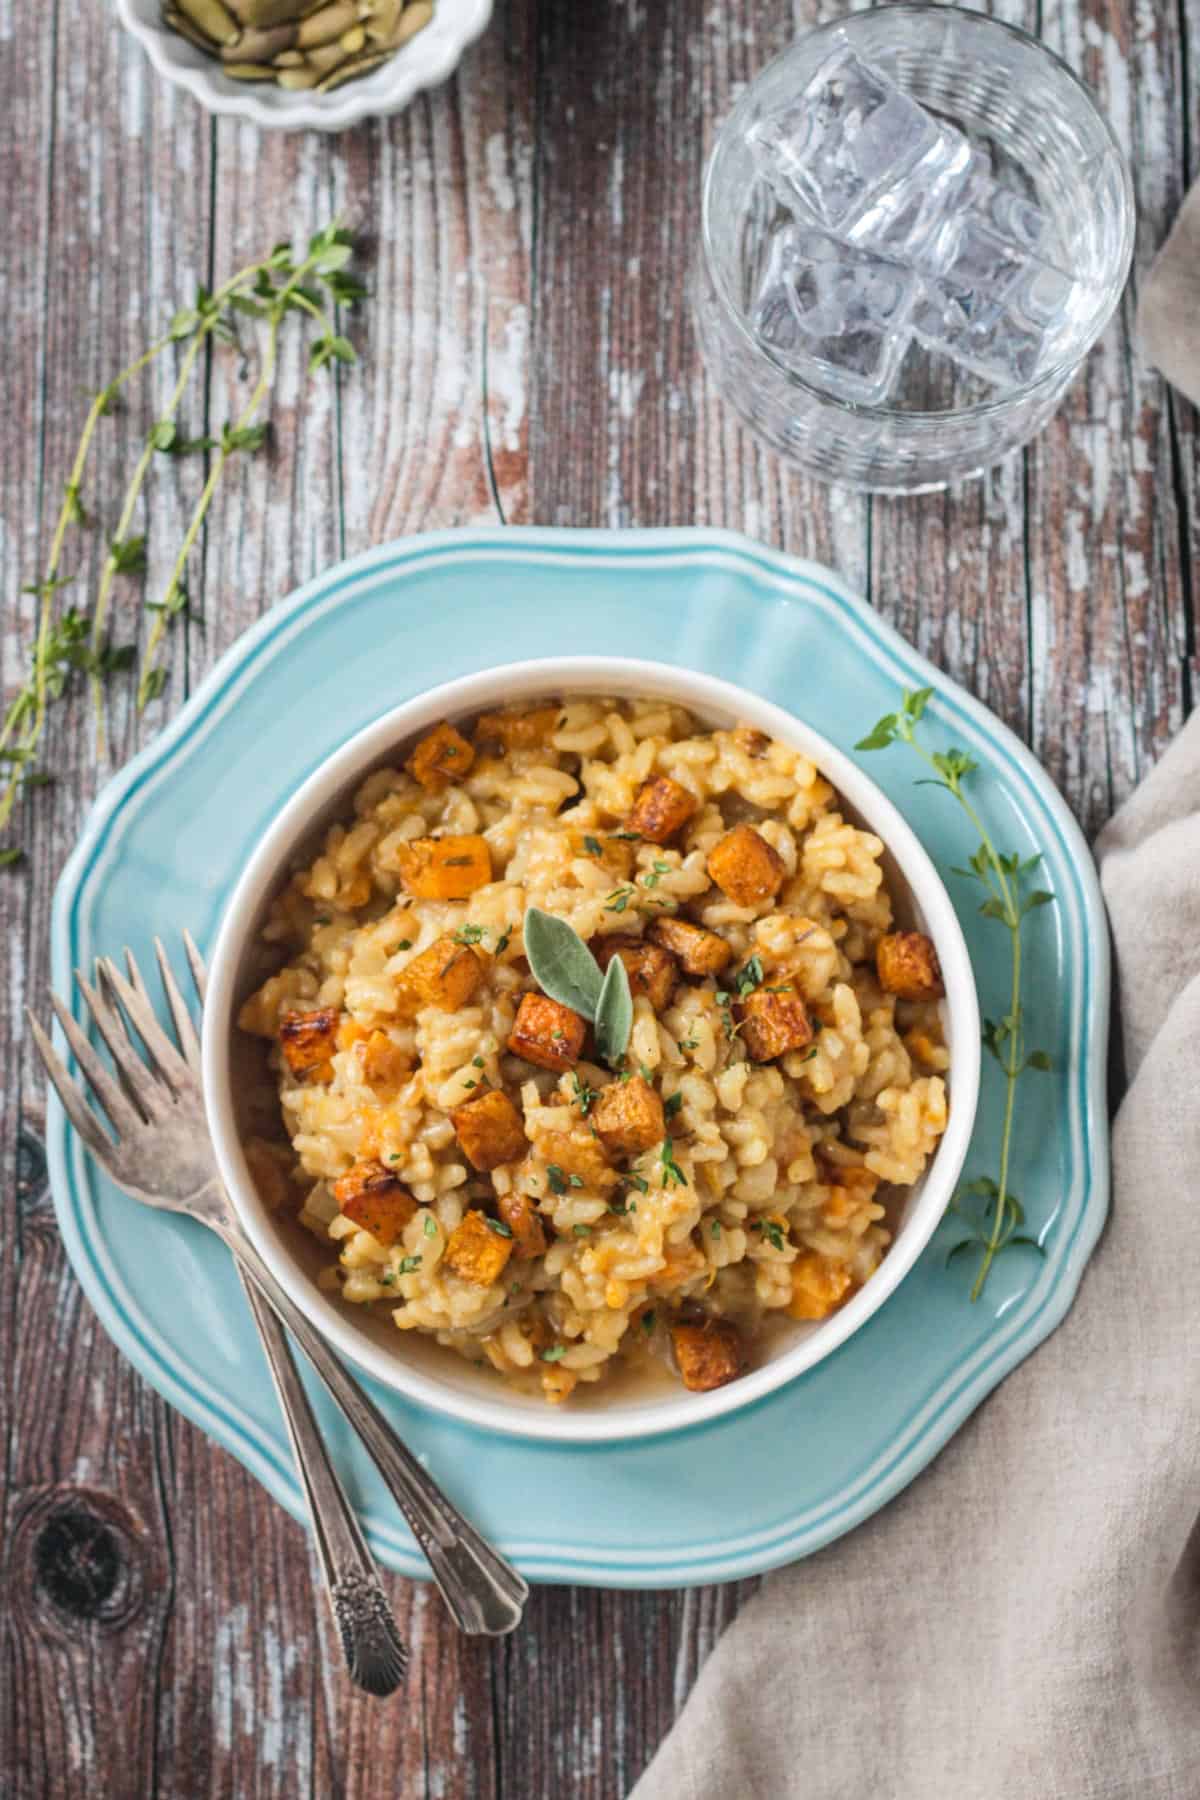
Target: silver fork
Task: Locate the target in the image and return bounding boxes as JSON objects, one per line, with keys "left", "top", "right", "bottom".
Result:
{"left": 29, "top": 937, "right": 528, "bottom": 1658}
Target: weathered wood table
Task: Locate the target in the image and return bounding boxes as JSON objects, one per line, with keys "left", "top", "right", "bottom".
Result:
{"left": 2, "top": 0, "right": 1195, "bottom": 1793}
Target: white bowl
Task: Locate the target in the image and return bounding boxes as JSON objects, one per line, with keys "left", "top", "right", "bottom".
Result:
{"left": 202, "top": 658, "right": 981, "bottom": 1442}
{"left": 116, "top": 0, "right": 493, "bottom": 130}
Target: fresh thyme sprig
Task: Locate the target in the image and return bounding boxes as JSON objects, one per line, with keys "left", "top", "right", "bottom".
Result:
{"left": 0, "top": 222, "right": 363, "bottom": 845}
{"left": 857, "top": 686, "right": 1055, "bottom": 1301}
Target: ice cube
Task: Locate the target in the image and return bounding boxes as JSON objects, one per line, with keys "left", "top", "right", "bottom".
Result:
{"left": 752, "top": 225, "right": 917, "bottom": 404}
{"left": 911, "top": 216, "right": 1079, "bottom": 386}
{"left": 748, "top": 43, "right": 960, "bottom": 236}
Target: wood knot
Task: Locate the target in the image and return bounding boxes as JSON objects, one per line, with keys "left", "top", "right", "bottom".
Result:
{"left": 15, "top": 1489, "right": 148, "bottom": 1634}
{"left": 16, "top": 1125, "right": 51, "bottom": 1221}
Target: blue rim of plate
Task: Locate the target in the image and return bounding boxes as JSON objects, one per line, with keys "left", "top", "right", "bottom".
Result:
{"left": 47, "top": 526, "right": 1109, "bottom": 1586}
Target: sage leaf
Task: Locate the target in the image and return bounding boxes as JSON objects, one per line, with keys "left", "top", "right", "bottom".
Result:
{"left": 594, "top": 952, "right": 633, "bottom": 1068}
{"left": 523, "top": 906, "right": 603, "bottom": 1019}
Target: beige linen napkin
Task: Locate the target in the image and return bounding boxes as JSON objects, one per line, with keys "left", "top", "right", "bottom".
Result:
{"left": 631, "top": 713, "right": 1200, "bottom": 1800}
{"left": 1139, "top": 179, "right": 1200, "bottom": 407}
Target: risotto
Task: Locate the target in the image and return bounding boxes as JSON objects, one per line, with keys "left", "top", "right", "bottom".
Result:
{"left": 238, "top": 697, "right": 949, "bottom": 1405}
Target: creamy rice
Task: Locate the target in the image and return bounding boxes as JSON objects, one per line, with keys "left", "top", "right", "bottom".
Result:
{"left": 238, "top": 697, "right": 949, "bottom": 1405}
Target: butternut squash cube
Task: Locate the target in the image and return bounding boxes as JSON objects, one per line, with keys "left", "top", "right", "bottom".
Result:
{"left": 591, "top": 1075, "right": 665, "bottom": 1158}
{"left": 736, "top": 988, "right": 813, "bottom": 1062}
{"left": 333, "top": 1161, "right": 417, "bottom": 1247}
{"left": 533, "top": 1129, "right": 617, "bottom": 1194}
{"left": 507, "top": 992, "right": 586, "bottom": 1071}
{"left": 671, "top": 1319, "right": 744, "bottom": 1392}
{"left": 625, "top": 774, "right": 698, "bottom": 844}
{"left": 706, "top": 824, "right": 785, "bottom": 908}
{"left": 395, "top": 935, "right": 487, "bottom": 1015}
{"left": 593, "top": 936, "right": 677, "bottom": 1011}
{"left": 405, "top": 720, "right": 475, "bottom": 791}
{"left": 394, "top": 835, "right": 492, "bottom": 900}
{"left": 443, "top": 1209, "right": 514, "bottom": 1287}
{"left": 451, "top": 1088, "right": 527, "bottom": 1172}
{"left": 278, "top": 1006, "right": 339, "bottom": 1079}
{"left": 648, "top": 916, "right": 732, "bottom": 977}
{"left": 497, "top": 1190, "right": 547, "bottom": 1261}
{"left": 788, "top": 1253, "right": 854, "bottom": 1321}
{"left": 474, "top": 705, "right": 561, "bottom": 750}
{"left": 876, "top": 931, "right": 944, "bottom": 1001}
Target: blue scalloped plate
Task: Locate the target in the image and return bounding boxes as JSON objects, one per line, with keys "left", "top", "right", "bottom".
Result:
{"left": 48, "top": 527, "right": 1109, "bottom": 1586}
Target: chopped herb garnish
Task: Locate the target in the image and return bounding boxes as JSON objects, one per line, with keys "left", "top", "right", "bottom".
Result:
{"left": 496, "top": 931, "right": 511, "bottom": 954}
{"left": 453, "top": 923, "right": 486, "bottom": 945}
{"left": 642, "top": 859, "right": 671, "bottom": 889}
{"left": 583, "top": 835, "right": 602, "bottom": 857}
{"left": 664, "top": 1091, "right": 684, "bottom": 1121}
{"left": 678, "top": 1034, "right": 699, "bottom": 1052}
{"left": 485, "top": 1217, "right": 513, "bottom": 1238}
{"left": 802, "top": 1046, "right": 818, "bottom": 1062}
{"left": 423, "top": 1215, "right": 437, "bottom": 1237}
{"left": 638, "top": 1063, "right": 653, "bottom": 1083}
{"left": 569, "top": 1173, "right": 584, "bottom": 1189}
{"left": 630, "top": 1174, "right": 649, "bottom": 1194}
{"left": 612, "top": 831, "right": 641, "bottom": 841}
{"left": 314, "top": 914, "right": 331, "bottom": 925}
{"left": 753, "top": 1218, "right": 786, "bottom": 1252}
{"left": 473, "top": 1055, "right": 485, "bottom": 1068}
{"left": 509, "top": 1282, "right": 523, "bottom": 1296}
{"left": 734, "top": 955, "right": 764, "bottom": 997}
{"left": 541, "top": 1345, "right": 568, "bottom": 1362}
{"left": 572, "top": 1223, "right": 591, "bottom": 1236}
{"left": 605, "top": 885, "right": 636, "bottom": 914}
{"left": 463, "top": 1079, "right": 477, "bottom": 1090}
{"left": 659, "top": 1139, "right": 686, "bottom": 1188}
{"left": 546, "top": 1163, "right": 568, "bottom": 1195}
{"left": 571, "top": 1073, "right": 597, "bottom": 1115}
{"left": 710, "top": 1219, "right": 722, "bottom": 1238}
{"left": 397, "top": 1254, "right": 423, "bottom": 1274}
{"left": 379, "top": 1271, "right": 395, "bottom": 1285}
{"left": 551, "top": 1028, "right": 566, "bottom": 1042}
{"left": 386, "top": 1152, "right": 402, "bottom": 1163}
{"left": 393, "top": 938, "right": 412, "bottom": 952}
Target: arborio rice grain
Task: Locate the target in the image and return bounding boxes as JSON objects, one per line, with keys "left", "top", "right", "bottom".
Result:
{"left": 239, "top": 697, "right": 950, "bottom": 1405}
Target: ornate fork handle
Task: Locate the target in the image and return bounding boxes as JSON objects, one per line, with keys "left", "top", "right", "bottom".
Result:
{"left": 212, "top": 1201, "right": 527, "bottom": 1637}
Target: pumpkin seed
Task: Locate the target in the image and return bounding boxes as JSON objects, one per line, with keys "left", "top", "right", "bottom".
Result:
{"left": 364, "top": 0, "right": 401, "bottom": 38}
{"left": 223, "top": 59, "right": 278, "bottom": 76}
{"left": 339, "top": 23, "right": 367, "bottom": 49}
{"left": 301, "top": 36, "right": 352, "bottom": 70}
{"left": 271, "top": 46, "right": 306, "bottom": 63}
{"left": 315, "top": 46, "right": 388, "bottom": 88}
{"left": 390, "top": 1, "right": 432, "bottom": 47}
{"left": 164, "top": 6, "right": 220, "bottom": 52}
{"left": 276, "top": 63, "right": 323, "bottom": 86}
{"left": 239, "top": 0, "right": 306, "bottom": 24}
{"left": 176, "top": 0, "right": 241, "bottom": 45}
{"left": 221, "top": 22, "right": 294, "bottom": 56}
{"left": 296, "top": 0, "right": 358, "bottom": 45}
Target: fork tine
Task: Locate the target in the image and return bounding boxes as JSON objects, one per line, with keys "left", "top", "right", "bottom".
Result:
{"left": 182, "top": 928, "right": 209, "bottom": 1004}
{"left": 99, "top": 956, "right": 194, "bottom": 1091}
{"left": 28, "top": 1010, "right": 121, "bottom": 1166}
{"left": 48, "top": 991, "right": 148, "bottom": 1141}
{"left": 154, "top": 938, "right": 201, "bottom": 1074}
{"left": 77, "top": 968, "right": 168, "bottom": 1121}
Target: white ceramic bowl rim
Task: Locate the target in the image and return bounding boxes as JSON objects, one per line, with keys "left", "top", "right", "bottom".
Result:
{"left": 202, "top": 657, "right": 981, "bottom": 1443}
{"left": 115, "top": 0, "right": 494, "bottom": 131}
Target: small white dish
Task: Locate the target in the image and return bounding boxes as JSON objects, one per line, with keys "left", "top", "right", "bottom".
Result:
{"left": 202, "top": 655, "right": 981, "bottom": 1444}
{"left": 116, "top": 0, "right": 493, "bottom": 131}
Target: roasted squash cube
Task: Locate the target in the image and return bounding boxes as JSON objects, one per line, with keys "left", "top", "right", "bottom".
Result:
{"left": 534, "top": 1129, "right": 617, "bottom": 1193}
{"left": 706, "top": 824, "right": 786, "bottom": 908}
{"left": 405, "top": 720, "right": 475, "bottom": 791}
{"left": 648, "top": 916, "right": 733, "bottom": 977}
{"left": 395, "top": 935, "right": 487, "bottom": 1016}
{"left": 625, "top": 774, "right": 698, "bottom": 844}
{"left": 333, "top": 1161, "right": 418, "bottom": 1246}
{"left": 591, "top": 1075, "right": 665, "bottom": 1158}
{"left": 497, "top": 1189, "right": 547, "bottom": 1261}
{"left": 451, "top": 1088, "right": 527, "bottom": 1171}
{"left": 876, "top": 931, "right": 944, "bottom": 1001}
{"left": 474, "top": 705, "right": 561, "bottom": 750}
{"left": 507, "top": 992, "right": 586, "bottom": 1071}
{"left": 788, "top": 1253, "right": 854, "bottom": 1321}
{"left": 443, "top": 1209, "right": 514, "bottom": 1286}
{"left": 394, "top": 835, "right": 492, "bottom": 900}
{"left": 569, "top": 830, "right": 636, "bottom": 880}
{"left": 671, "top": 1319, "right": 744, "bottom": 1392}
{"left": 593, "top": 937, "right": 677, "bottom": 1011}
{"left": 279, "top": 1006, "right": 339, "bottom": 1078}
{"left": 736, "top": 988, "right": 813, "bottom": 1062}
